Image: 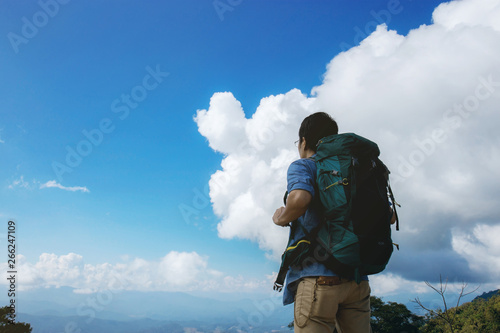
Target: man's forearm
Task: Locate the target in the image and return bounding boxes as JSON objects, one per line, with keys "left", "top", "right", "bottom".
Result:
{"left": 275, "top": 205, "right": 305, "bottom": 225}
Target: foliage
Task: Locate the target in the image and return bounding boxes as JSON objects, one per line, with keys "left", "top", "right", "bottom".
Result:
{"left": 370, "top": 296, "right": 425, "bottom": 333}
{"left": 473, "top": 289, "right": 500, "bottom": 302}
{"left": 0, "top": 306, "right": 32, "bottom": 333}
{"left": 420, "top": 292, "right": 500, "bottom": 333}
{"left": 413, "top": 276, "right": 479, "bottom": 333}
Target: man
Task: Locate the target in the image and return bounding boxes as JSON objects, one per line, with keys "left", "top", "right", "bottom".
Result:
{"left": 272, "top": 112, "right": 372, "bottom": 333}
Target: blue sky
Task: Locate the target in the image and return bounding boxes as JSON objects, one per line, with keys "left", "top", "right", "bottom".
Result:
{"left": 2, "top": 0, "right": 500, "bottom": 305}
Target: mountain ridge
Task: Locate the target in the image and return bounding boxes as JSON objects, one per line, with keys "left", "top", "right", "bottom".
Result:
{"left": 6, "top": 286, "right": 293, "bottom": 333}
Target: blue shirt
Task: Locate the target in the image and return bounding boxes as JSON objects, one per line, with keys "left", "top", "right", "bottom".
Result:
{"left": 282, "top": 157, "right": 337, "bottom": 305}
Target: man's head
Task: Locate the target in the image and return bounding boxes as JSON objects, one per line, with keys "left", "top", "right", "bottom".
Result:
{"left": 298, "top": 112, "right": 338, "bottom": 154}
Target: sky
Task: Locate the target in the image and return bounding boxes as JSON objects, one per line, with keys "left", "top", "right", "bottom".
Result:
{"left": 1, "top": 0, "right": 500, "bottom": 310}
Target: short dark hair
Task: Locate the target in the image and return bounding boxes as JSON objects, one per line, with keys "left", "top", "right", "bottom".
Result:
{"left": 298, "top": 112, "right": 338, "bottom": 152}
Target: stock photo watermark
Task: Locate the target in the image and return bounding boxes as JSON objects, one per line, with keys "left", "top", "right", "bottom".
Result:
{"left": 7, "top": 0, "right": 71, "bottom": 54}
{"left": 392, "top": 73, "right": 499, "bottom": 184}
{"left": 339, "top": 0, "right": 408, "bottom": 56}
{"left": 236, "top": 244, "right": 332, "bottom": 330}
{"left": 63, "top": 273, "right": 134, "bottom": 333}
{"left": 236, "top": 293, "right": 282, "bottom": 330}
{"left": 4, "top": 221, "right": 17, "bottom": 325}
{"left": 51, "top": 64, "right": 169, "bottom": 182}
{"left": 213, "top": 0, "right": 243, "bottom": 21}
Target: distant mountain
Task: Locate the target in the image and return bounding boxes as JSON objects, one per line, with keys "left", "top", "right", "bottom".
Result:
{"left": 473, "top": 289, "right": 500, "bottom": 301}
{"left": 17, "top": 313, "right": 291, "bottom": 333}
{"left": 8, "top": 286, "right": 292, "bottom": 321}
{"left": 17, "top": 314, "right": 167, "bottom": 333}
{"left": 7, "top": 286, "right": 293, "bottom": 333}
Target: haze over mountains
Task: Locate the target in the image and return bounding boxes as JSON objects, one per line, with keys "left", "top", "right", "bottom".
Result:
{"left": 11, "top": 286, "right": 293, "bottom": 333}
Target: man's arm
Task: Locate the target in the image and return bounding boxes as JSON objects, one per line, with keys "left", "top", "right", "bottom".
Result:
{"left": 390, "top": 207, "right": 397, "bottom": 225}
{"left": 273, "top": 189, "right": 312, "bottom": 226}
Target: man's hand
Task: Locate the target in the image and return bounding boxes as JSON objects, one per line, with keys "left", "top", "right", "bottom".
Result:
{"left": 273, "top": 207, "right": 286, "bottom": 226}
{"left": 272, "top": 189, "right": 312, "bottom": 227}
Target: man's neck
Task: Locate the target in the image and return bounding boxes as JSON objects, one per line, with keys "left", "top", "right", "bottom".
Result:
{"left": 303, "top": 149, "right": 315, "bottom": 159}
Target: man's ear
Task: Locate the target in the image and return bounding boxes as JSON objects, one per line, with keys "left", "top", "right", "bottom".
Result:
{"left": 301, "top": 137, "right": 307, "bottom": 149}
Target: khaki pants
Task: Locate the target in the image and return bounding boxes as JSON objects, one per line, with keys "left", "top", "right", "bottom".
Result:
{"left": 294, "top": 277, "right": 372, "bottom": 333}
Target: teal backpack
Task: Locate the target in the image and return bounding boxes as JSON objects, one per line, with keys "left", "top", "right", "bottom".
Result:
{"left": 274, "top": 133, "right": 399, "bottom": 291}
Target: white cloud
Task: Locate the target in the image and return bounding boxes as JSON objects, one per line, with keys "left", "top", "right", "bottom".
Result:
{"left": 8, "top": 177, "right": 90, "bottom": 193}
{"left": 8, "top": 175, "right": 31, "bottom": 190}
{"left": 40, "top": 180, "right": 90, "bottom": 193}
{"left": 2, "top": 252, "right": 270, "bottom": 294}
{"left": 35, "top": 253, "right": 84, "bottom": 286}
{"left": 452, "top": 224, "right": 500, "bottom": 278}
{"left": 195, "top": 89, "right": 317, "bottom": 257}
{"left": 196, "top": 0, "right": 500, "bottom": 283}
{"left": 432, "top": 0, "right": 500, "bottom": 31}
{"left": 5, "top": 253, "right": 496, "bottom": 302}
{"left": 194, "top": 92, "right": 247, "bottom": 155}
{"left": 370, "top": 273, "right": 428, "bottom": 296}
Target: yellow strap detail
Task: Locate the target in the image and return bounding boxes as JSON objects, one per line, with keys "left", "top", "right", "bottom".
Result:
{"left": 286, "top": 240, "right": 311, "bottom": 252}
{"left": 324, "top": 178, "right": 349, "bottom": 191}
{"left": 324, "top": 181, "right": 340, "bottom": 191}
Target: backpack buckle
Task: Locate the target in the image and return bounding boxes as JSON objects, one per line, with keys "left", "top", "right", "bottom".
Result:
{"left": 339, "top": 178, "right": 349, "bottom": 185}
{"left": 323, "top": 178, "right": 349, "bottom": 191}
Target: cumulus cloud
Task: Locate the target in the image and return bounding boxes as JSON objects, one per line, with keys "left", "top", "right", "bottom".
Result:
{"left": 40, "top": 180, "right": 90, "bottom": 193}
{"left": 2, "top": 252, "right": 269, "bottom": 294}
{"left": 195, "top": 89, "right": 317, "bottom": 256}
{"left": 195, "top": 93, "right": 247, "bottom": 154}
{"left": 196, "top": 0, "right": 500, "bottom": 283}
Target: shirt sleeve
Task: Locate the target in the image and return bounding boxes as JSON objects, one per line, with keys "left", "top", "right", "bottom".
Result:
{"left": 287, "top": 158, "right": 315, "bottom": 198}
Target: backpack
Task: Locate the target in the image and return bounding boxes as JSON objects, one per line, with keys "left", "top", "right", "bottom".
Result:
{"left": 274, "top": 133, "right": 399, "bottom": 291}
